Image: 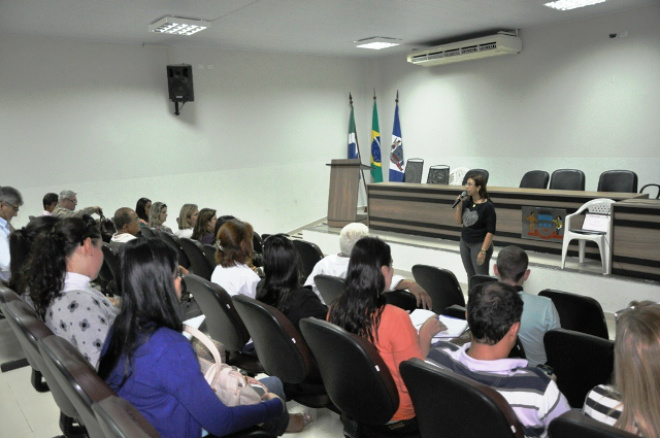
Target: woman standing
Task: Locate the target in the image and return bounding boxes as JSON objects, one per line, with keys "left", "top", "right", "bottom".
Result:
{"left": 454, "top": 174, "right": 496, "bottom": 279}
{"left": 328, "top": 237, "right": 442, "bottom": 434}
{"left": 98, "top": 239, "right": 289, "bottom": 438}
{"left": 583, "top": 301, "right": 660, "bottom": 437}
{"left": 27, "top": 216, "right": 119, "bottom": 368}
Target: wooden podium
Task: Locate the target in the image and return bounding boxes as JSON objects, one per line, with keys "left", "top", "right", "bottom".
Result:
{"left": 326, "top": 159, "right": 369, "bottom": 228}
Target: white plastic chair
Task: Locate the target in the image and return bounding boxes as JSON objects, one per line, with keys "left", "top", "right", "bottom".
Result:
{"left": 560, "top": 198, "right": 615, "bottom": 275}
{"left": 449, "top": 167, "right": 468, "bottom": 186}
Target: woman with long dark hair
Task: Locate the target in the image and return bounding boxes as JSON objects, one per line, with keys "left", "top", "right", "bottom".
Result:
{"left": 328, "top": 237, "right": 442, "bottom": 433}
{"left": 191, "top": 208, "right": 217, "bottom": 244}
{"left": 454, "top": 174, "right": 496, "bottom": 279}
{"left": 26, "top": 215, "right": 118, "bottom": 367}
{"left": 98, "top": 238, "right": 289, "bottom": 438}
{"left": 135, "top": 197, "right": 151, "bottom": 227}
{"left": 583, "top": 301, "right": 660, "bottom": 437}
{"left": 256, "top": 234, "right": 327, "bottom": 331}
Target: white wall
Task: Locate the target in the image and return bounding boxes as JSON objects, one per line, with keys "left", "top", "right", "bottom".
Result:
{"left": 369, "top": 5, "right": 660, "bottom": 189}
{"left": 2, "top": 4, "right": 658, "bottom": 234}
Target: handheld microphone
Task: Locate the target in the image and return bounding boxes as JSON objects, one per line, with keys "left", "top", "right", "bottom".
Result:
{"left": 452, "top": 191, "right": 467, "bottom": 209}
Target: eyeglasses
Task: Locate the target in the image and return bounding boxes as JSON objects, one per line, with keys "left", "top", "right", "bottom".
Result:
{"left": 67, "top": 198, "right": 78, "bottom": 205}
{"left": 4, "top": 202, "right": 19, "bottom": 212}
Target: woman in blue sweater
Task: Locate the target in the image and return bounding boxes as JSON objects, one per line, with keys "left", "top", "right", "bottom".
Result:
{"left": 98, "top": 238, "right": 287, "bottom": 438}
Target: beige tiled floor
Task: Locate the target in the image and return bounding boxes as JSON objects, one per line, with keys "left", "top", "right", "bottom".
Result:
{"left": 0, "top": 318, "right": 343, "bottom": 438}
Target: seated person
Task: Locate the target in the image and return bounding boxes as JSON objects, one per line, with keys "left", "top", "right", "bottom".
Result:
{"left": 51, "top": 190, "right": 101, "bottom": 218}
{"left": 328, "top": 237, "right": 442, "bottom": 434}
{"left": 108, "top": 207, "right": 140, "bottom": 251}
{"left": 583, "top": 301, "right": 660, "bottom": 437}
{"left": 1, "top": 186, "right": 24, "bottom": 283}
{"left": 42, "top": 192, "right": 58, "bottom": 216}
{"left": 493, "top": 245, "right": 560, "bottom": 366}
{"left": 427, "top": 281, "right": 570, "bottom": 438}
{"left": 211, "top": 219, "right": 259, "bottom": 298}
{"left": 148, "top": 201, "right": 173, "bottom": 234}
{"left": 191, "top": 208, "right": 217, "bottom": 245}
{"left": 256, "top": 234, "right": 327, "bottom": 332}
{"left": 135, "top": 197, "right": 151, "bottom": 227}
{"left": 98, "top": 239, "right": 295, "bottom": 438}
{"left": 304, "top": 222, "right": 431, "bottom": 309}
{"left": 26, "top": 215, "right": 119, "bottom": 368}
{"left": 175, "top": 203, "right": 199, "bottom": 238}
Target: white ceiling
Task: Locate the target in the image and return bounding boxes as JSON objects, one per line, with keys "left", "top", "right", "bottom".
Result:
{"left": 0, "top": 0, "right": 655, "bottom": 57}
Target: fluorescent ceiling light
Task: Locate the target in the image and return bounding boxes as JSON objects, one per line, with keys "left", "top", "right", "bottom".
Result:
{"left": 544, "top": 0, "right": 606, "bottom": 11}
{"left": 355, "top": 37, "right": 400, "bottom": 51}
{"left": 149, "top": 16, "right": 210, "bottom": 36}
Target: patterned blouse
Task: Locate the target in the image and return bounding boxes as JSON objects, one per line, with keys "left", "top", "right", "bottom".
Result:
{"left": 44, "top": 272, "right": 119, "bottom": 368}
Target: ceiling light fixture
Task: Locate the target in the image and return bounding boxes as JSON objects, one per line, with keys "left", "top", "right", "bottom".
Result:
{"left": 149, "top": 16, "right": 210, "bottom": 36}
{"left": 355, "top": 37, "right": 401, "bottom": 51}
{"left": 543, "top": 0, "right": 607, "bottom": 11}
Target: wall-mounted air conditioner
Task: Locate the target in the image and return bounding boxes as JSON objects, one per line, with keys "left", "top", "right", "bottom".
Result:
{"left": 407, "top": 32, "right": 522, "bottom": 67}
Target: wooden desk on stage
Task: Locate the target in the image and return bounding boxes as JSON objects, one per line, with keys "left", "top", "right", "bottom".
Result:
{"left": 612, "top": 199, "right": 660, "bottom": 281}
{"left": 367, "top": 183, "right": 647, "bottom": 263}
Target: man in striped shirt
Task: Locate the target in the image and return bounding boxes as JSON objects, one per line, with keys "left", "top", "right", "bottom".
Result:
{"left": 426, "top": 282, "right": 570, "bottom": 438}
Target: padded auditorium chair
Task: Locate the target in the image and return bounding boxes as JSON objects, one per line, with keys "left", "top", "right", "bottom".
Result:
{"left": 160, "top": 232, "right": 191, "bottom": 269}
{"left": 519, "top": 170, "right": 549, "bottom": 189}
{"left": 461, "top": 168, "right": 489, "bottom": 185}
{"left": 232, "top": 295, "right": 334, "bottom": 410}
{"left": 597, "top": 170, "right": 638, "bottom": 193}
{"left": 426, "top": 165, "right": 450, "bottom": 184}
{"left": 0, "top": 285, "right": 30, "bottom": 372}
{"left": 403, "top": 158, "right": 424, "bottom": 183}
{"left": 300, "top": 318, "right": 412, "bottom": 437}
{"left": 291, "top": 239, "right": 324, "bottom": 280}
{"left": 538, "top": 289, "right": 609, "bottom": 339}
{"left": 313, "top": 274, "right": 345, "bottom": 306}
{"left": 548, "top": 410, "right": 639, "bottom": 438}
{"left": 92, "top": 396, "right": 162, "bottom": 438}
{"left": 400, "top": 358, "right": 524, "bottom": 438}
{"left": 411, "top": 264, "right": 465, "bottom": 315}
{"left": 101, "top": 244, "right": 120, "bottom": 295}
{"left": 640, "top": 183, "right": 660, "bottom": 199}
{"left": 179, "top": 237, "right": 214, "bottom": 280}
{"left": 468, "top": 274, "right": 498, "bottom": 296}
{"left": 549, "top": 169, "right": 585, "bottom": 191}
{"left": 183, "top": 274, "right": 264, "bottom": 374}
{"left": 544, "top": 328, "right": 614, "bottom": 408}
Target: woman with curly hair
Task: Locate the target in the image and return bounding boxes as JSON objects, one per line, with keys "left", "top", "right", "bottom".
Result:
{"left": 27, "top": 215, "right": 118, "bottom": 367}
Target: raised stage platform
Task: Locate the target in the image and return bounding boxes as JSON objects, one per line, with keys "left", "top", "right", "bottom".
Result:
{"left": 299, "top": 219, "right": 660, "bottom": 324}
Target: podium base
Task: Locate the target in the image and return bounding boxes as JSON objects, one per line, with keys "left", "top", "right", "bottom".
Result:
{"left": 327, "top": 214, "right": 367, "bottom": 229}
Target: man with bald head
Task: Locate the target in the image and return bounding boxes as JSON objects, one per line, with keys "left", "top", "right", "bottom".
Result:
{"left": 108, "top": 207, "right": 140, "bottom": 251}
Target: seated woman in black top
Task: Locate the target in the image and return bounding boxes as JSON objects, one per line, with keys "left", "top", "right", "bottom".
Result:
{"left": 256, "top": 234, "right": 327, "bottom": 332}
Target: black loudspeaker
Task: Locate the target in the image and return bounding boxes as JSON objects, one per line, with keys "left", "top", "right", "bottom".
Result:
{"left": 167, "top": 64, "right": 194, "bottom": 102}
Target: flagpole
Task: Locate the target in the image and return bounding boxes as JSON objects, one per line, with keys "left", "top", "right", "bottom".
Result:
{"left": 349, "top": 92, "right": 368, "bottom": 198}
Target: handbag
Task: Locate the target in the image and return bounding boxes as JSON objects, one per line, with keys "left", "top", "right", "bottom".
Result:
{"left": 184, "top": 325, "right": 265, "bottom": 406}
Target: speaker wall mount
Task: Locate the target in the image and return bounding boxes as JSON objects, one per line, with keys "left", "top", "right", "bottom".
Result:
{"left": 166, "top": 64, "right": 194, "bottom": 116}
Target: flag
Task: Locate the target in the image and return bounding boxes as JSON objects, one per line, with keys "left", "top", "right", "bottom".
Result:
{"left": 389, "top": 96, "right": 404, "bottom": 182}
{"left": 370, "top": 97, "right": 383, "bottom": 183}
{"left": 348, "top": 98, "right": 359, "bottom": 160}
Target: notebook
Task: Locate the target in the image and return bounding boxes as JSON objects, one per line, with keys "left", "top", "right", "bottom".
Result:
{"left": 410, "top": 309, "right": 468, "bottom": 339}
{"left": 572, "top": 212, "right": 609, "bottom": 234}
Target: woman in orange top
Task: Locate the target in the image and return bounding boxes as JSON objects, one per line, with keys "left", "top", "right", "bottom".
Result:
{"left": 328, "top": 236, "right": 442, "bottom": 434}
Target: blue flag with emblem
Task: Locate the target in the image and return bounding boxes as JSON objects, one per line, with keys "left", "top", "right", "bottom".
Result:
{"left": 389, "top": 94, "right": 404, "bottom": 182}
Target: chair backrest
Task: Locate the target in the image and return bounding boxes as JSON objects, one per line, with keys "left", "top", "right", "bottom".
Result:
{"left": 179, "top": 237, "right": 214, "bottom": 280}
{"left": 427, "top": 165, "right": 450, "bottom": 184}
{"left": 404, "top": 158, "right": 424, "bottom": 183}
{"left": 160, "top": 232, "right": 191, "bottom": 269}
{"left": 0, "top": 284, "right": 22, "bottom": 306}
{"left": 519, "top": 170, "right": 550, "bottom": 189}
{"left": 544, "top": 328, "right": 614, "bottom": 408}
{"left": 640, "top": 183, "right": 660, "bottom": 199}
{"left": 313, "top": 274, "right": 345, "bottom": 306}
{"left": 597, "top": 170, "right": 638, "bottom": 193}
{"left": 232, "top": 295, "right": 313, "bottom": 384}
{"left": 411, "top": 264, "right": 465, "bottom": 315}
{"left": 538, "top": 289, "right": 608, "bottom": 339}
{"left": 468, "top": 274, "right": 498, "bottom": 295}
{"left": 462, "top": 168, "right": 489, "bottom": 186}
{"left": 93, "top": 396, "right": 162, "bottom": 438}
{"left": 139, "top": 227, "right": 156, "bottom": 238}
{"left": 183, "top": 274, "right": 250, "bottom": 352}
{"left": 3, "top": 299, "right": 53, "bottom": 374}
{"left": 550, "top": 169, "right": 586, "bottom": 191}
{"left": 548, "top": 410, "right": 639, "bottom": 438}
{"left": 400, "top": 358, "right": 523, "bottom": 438}
{"left": 101, "top": 244, "right": 120, "bottom": 293}
{"left": 291, "top": 239, "right": 323, "bottom": 280}
{"left": 39, "top": 335, "right": 116, "bottom": 438}
{"left": 202, "top": 244, "right": 217, "bottom": 268}
{"left": 299, "top": 318, "right": 399, "bottom": 426}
